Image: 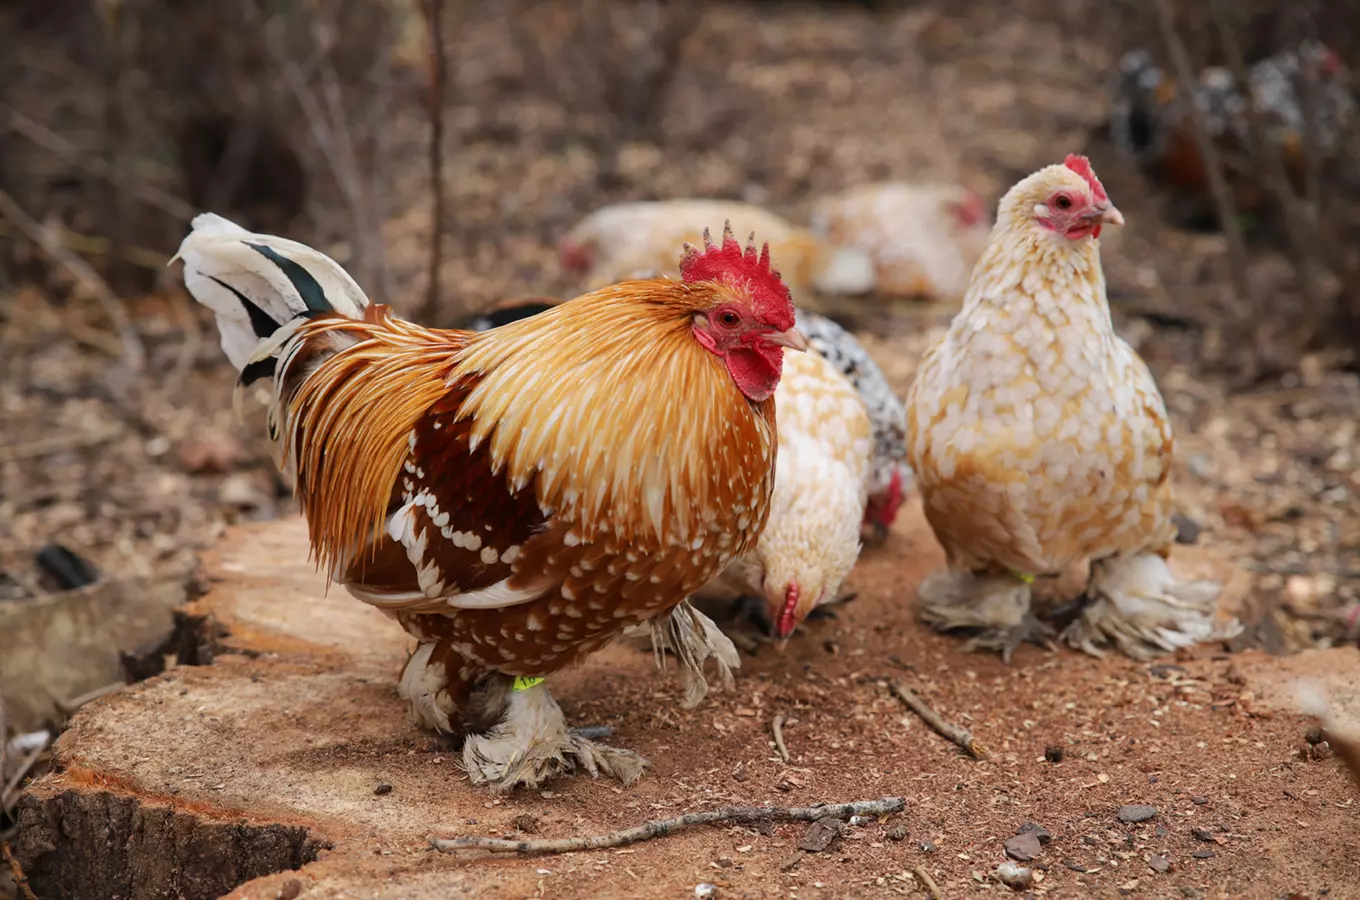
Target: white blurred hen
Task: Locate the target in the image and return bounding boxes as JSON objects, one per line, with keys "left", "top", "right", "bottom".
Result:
{"left": 560, "top": 199, "right": 877, "bottom": 300}
{"left": 810, "top": 182, "right": 991, "bottom": 303}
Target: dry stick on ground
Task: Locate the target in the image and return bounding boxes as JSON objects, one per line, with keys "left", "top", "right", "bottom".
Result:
{"left": 913, "top": 865, "right": 942, "bottom": 899}
{"left": 1151, "top": 0, "right": 1255, "bottom": 349}
{"left": 771, "top": 714, "right": 790, "bottom": 763}
{"left": 0, "top": 188, "right": 145, "bottom": 371}
{"left": 889, "top": 681, "right": 986, "bottom": 760}
{"left": 431, "top": 797, "right": 905, "bottom": 855}
{"left": 418, "top": 0, "right": 448, "bottom": 323}
{"left": 3, "top": 843, "right": 38, "bottom": 900}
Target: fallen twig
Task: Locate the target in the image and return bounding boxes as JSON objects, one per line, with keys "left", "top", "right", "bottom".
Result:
{"left": 771, "top": 714, "right": 790, "bottom": 763}
{"left": 60, "top": 681, "right": 126, "bottom": 715}
{"left": 913, "top": 864, "right": 942, "bottom": 899}
{"left": 889, "top": 682, "right": 986, "bottom": 760}
{"left": 431, "top": 797, "right": 905, "bottom": 855}
{"left": 0, "top": 188, "right": 145, "bottom": 370}
{"left": 1, "top": 739, "right": 47, "bottom": 818}
{"left": 3, "top": 843, "right": 38, "bottom": 900}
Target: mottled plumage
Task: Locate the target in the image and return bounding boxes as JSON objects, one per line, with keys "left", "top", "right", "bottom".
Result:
{"left": 178, "top": 216, "right": 802, "bottom": 789}
{"left": 700, "top": 346, "right": 872, "bottom": 642}
{"left": 797, "top": 309, "right": 910, "bottom": 535}
{"left": 907, "top": 156, "right": 1240, "bottom": 661}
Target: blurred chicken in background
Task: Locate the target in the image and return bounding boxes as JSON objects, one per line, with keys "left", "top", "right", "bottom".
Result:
{"left": 809, "top": 182, "right": 991, "bottom": 303}
{"left": 1108, "top": 42, "right": 1356, "bottom": 219}
{"left": 559, "top": 199, "right": 878, "bottom": 300}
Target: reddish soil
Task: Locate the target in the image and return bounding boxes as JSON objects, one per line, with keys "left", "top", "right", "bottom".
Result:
{"left": 15, "top": 508, "right": 1360, "bottom": 899}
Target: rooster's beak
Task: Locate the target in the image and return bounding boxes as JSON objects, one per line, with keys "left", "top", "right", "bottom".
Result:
{"left": 765, "top": 327, "right": 809, "bottom": 352}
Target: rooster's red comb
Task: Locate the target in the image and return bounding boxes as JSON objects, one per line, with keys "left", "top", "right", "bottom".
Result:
{"left": 679, "top": 221, "right": 794, "bottom": 330}
{"left": 1064, "top": 154, "right": 1109, "bottom": 204}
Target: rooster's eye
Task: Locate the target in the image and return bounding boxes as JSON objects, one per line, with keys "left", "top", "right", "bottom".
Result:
{"left": 1053, "top": 194, "right": 1073, "bottom": 210}
{"left": 718, "top": 311, "right": 741, "bottom": 327}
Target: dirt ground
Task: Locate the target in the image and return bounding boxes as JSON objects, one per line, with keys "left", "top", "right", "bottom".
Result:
{"left": 11, "top": 509, "right": 1360, "bottom": 900}
{"left": 4, "top": 1, "right": 1360, "bottom": 897}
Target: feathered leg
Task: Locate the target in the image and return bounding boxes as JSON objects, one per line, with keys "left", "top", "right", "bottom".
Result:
{"left": 917, "top": 568, "right": 1054, "bottom": 663}
{"left": 643, "top": 600, "right": 740, "bottom": 709}
{"left": 398, "top": 640, "right": 646, "bottom": 791}
{"left": 1061, "top": 552, "right": 1242, "bottom": 660}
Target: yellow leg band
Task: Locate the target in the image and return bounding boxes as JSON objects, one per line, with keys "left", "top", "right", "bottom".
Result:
{"left": 1012, "top": 571, "right": 1036, "bottom": 585}
{"left": 511, "top": 675, "right": 545, "bottom": 692}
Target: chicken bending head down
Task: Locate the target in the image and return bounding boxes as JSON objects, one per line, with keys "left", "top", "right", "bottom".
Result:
{"left": 176, "top": 216, "right": 803, "bottom": 792}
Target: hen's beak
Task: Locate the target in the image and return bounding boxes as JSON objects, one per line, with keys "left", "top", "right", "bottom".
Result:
{"left": 764, "top": 327, "right": 809, "bottom": 352}
{"left": 1087, "top": 203, "right": 1124, "bottom": 227}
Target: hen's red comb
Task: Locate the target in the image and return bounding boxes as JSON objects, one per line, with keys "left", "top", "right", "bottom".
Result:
{"left": 679, "top": 221, "right": 795, "bottom": 330}
{"left": 1064, "top": 154, "right": 1109, "bottom": 204}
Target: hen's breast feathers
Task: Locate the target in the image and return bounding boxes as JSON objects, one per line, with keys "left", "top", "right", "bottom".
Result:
{"left": 908, "top": 235, "right": 1175, "bottom": 573}
{"left": 282, "top": 289, "right": 777, "bottom": 668}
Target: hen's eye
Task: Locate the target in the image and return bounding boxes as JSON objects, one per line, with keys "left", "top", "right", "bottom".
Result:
{"left": 1054, "top": 194, "right": 1073, "bottom": 210}
{"left": 718, "top": 311, "right": 741, "bottom": 327}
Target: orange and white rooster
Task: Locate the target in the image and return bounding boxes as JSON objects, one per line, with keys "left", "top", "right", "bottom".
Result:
{"left": 177, "top": 217, "right": 804, "bottom": 789}
{"left": 906, "top": 154, "right": 1241, "bottom": 661}
{"left": 560, "top": 199, "right": 878, "bottom": 300}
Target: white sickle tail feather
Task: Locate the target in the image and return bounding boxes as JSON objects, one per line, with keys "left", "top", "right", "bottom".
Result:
{"left": 173, "top": 213, "right": 371, "bottom": 387}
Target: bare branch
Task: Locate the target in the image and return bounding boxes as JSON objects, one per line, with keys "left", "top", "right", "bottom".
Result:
{"left": 889, "top": 681, "right": 986, "bottom": 759}
{"left": 1153, "top": 0, "right": 1254, "bottom": 321}
{"left": 418, "top": 0, "right": 449, "bottom": 323}
{"left": 431, "top": 797, "right": 906, "bottom": 855}
{"left": 0, "top": 188, "right": 145, "bottom": 370}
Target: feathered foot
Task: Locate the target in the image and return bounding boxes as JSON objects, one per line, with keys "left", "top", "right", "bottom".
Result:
{"left": 461, "top": 680, "right": 648, "bottom": 792}
{"left": 645, "top": 599, "right": 741, "bottom": 709}
{"left": 1061, "top": 553, "right": 1242, "bottom": 660}
{"left": 917, "top": 569, "right": 1053, "bottom": 664}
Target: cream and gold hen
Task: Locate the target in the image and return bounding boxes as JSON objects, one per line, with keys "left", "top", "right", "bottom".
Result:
{"left": 906, "top": 154, "right": 1240, "bottom": 661}
{"left": 699, "top": 346, "right": 872, "bottom": 646}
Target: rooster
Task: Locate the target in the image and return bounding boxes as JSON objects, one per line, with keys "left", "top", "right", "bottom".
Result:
{"left": 464, "top": 302, "right": 908, "bottom": 541}
{"left": 906, "top": 154, "right": 1242, "bottom": 661}
{"left": 176, "top": 217, "right": 805, "bottom": 789}
{"left": 1109, "top": 43, "right": 1355, "bottom": 219}
{"left": 809, "top": 182, "right": 991, "bottom": 302}
{"left": 697, "top": 344, "right": 873, "bottom": 646}
{"left": 560, "top": 200, "right": 878, "bottom": 300}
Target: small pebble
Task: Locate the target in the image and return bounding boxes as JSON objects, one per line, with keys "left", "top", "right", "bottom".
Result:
{"left": 731, "top": 763, "right": 748, "bottom": 782}
{"left": 1191, "top": 797, "right": 1208, "bottom": 805}
{"left": 1117, "top": 804, "right": 1157, "bottom": 823}
{"left": 1305, "top": 725, "right": 1326, "bottom": 745}
{"left": 1149, "top": 854, "right": 1171, "bottom": 874}
{"left": 1172, "top": 513, "right": 1201, "bottom": 544}
{"left": 799, "top": 817, "right": 842, "bottom": 853}
{"left": 887, "top": 825, "right": 909, "bottom": 842}
{"left": 373, "top": 783, "right": 392, "bottom": 796}
{"left": 995, "top": 861, "right": 1032, "bottom": 890}
{"left": 919, "top": 840, "right": 938, "bottom": 853}
{"left": 1044, "top": 745, "right": 1065, "bottom": 763}
{"left": 695, "top": 883, "right": 718, "bottom": 899}
{"left": 1004, "top": 833, "right": 1042, "bottom": 862}
{"left": 1017, "top": 822, "right": 1052, "bottom": 845}
{"left": 1190, "top": 827, "right": 1219, "bottom": 843}
{"left": 1192, "top": 850, "right": 1215, "bottom": 859}
{"left": 849, "top": 815, "right": 872, "bottom": 827}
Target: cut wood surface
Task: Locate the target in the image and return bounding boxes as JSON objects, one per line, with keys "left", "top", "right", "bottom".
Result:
{"left": 11, "top": 505, "right": 1360, "bottom": 899}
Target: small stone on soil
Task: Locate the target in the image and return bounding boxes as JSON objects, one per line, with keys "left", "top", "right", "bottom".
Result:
{"left": 511, "top": 814, "right": 539, "bottom": 834}
{"left": 731, "top": 762, "right": 748, "bottom": 782}
{"left": 995, "top": 861, "right": 1032, "bottom": 890}
{"left": 1017, "top": 822, "right": 1052, "bottom": 845}
{"left": 1149, "top": 854, "right": 1171, "bottom": 874}
{"left": 1191, "top": 796, "right": 1208, "bottom": 805}
{"left": 799, "top": 817, "right": 843, "bottom": 852}
{"left": 1117, "top": 804, "right": 1157, "bottom": 823}
{"left": 694, "top": 883, "right": 718, "bottom": 899}
{"left": 1044, "top": 745, "right": 1065, "bottom": 763}
{"left": 1305, "top": 725, "right": 1325, "bottom": 745}
{"left": 1192, "top": 850, "right": 1215, "bottom": 859}
{"left": 920, "top": 840, "right": 937, "bottom": 853}
{"left": 1172, "top": 513, "right": 1201, "bottom": 544}
{"left": 780, "top": 851, "right": 805, "bottom": 872}
{"left": 1004, "top": 833, "right": 1042, "bottom": 861}
{"left": 887, "top": 825, "right": 908, "bottom": 842}
{"left": 848, "top": 815, "right": 872, "bottom": 827}
{"left": 373, "top": 783, "right": 392, "bottom": 796}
